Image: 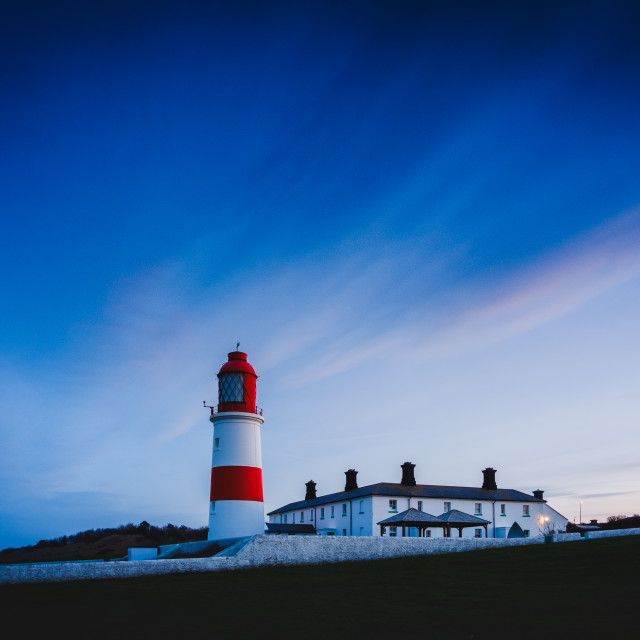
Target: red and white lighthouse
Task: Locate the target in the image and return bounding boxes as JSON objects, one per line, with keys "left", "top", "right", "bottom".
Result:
{"left": 207, "top": 350, "right": 265, "bottom": 540}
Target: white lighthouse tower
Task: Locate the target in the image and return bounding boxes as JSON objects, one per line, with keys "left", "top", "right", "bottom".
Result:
{"left": 206, "top": 349, "right": 265, "bottom": 540}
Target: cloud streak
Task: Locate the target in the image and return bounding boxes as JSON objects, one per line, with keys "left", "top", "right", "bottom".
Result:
{"left": 278, "top": 207, "right": 640, "bottom": 385}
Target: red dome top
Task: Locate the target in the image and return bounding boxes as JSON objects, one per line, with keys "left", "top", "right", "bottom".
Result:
{"left": 218, "top": 351, "right": 257, "bottom": 377}
{"left": 216, "top": 351, "right": 258, "bottom": 413}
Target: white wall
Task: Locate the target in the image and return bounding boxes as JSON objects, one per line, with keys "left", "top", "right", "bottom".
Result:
{"left": 211, "top": 412, "right": 263, "bottom": 468}
{"left": 127, "top": 548, "right": 158, "bottom": 561}
{"left": 209, "top": 500, "right": 265, "bottom": 540}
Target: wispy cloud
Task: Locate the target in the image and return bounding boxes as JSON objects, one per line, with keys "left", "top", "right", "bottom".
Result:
{"left": 579, "top": 490, "right": 640, "bottom": 500}
{"left": 275, "top": 207, "right": 640, "bottom": 385}
{"left": 411, "top": 208, "right": 640, "bottom": 360}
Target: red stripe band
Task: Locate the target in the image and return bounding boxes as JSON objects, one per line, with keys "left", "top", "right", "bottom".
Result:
{"left": 210, "top": 466, "right": 263, "bottom": 502}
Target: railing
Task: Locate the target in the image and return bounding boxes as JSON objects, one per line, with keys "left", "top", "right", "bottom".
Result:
{"left": 204, "top": 403, "right": 263, "bottom": 416}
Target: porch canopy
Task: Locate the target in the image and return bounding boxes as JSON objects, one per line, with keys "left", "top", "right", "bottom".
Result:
{"left": 437, "top": 509, "right": 490, "bottom": 537}
{"left": 377, "top": 508, "right": 448, "bottom": 537}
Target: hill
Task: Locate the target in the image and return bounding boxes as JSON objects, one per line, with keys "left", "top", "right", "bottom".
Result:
{"left": 1, "top": 535, "right": 638, "bottom": 638}
{"left": 0, "top": 522, "right": 207, "bottom": 564}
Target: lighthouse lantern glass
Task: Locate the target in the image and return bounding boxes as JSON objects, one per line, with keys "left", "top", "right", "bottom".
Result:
{"left": 219, "top": 372, "right": 245, "bottom": 403}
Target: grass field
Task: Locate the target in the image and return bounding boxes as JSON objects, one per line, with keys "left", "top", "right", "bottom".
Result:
{"left": 2, "top": 536, "right": 638, "bottom": 638}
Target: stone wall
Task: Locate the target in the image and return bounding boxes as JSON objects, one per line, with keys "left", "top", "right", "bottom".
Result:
{"left": 0, "top": 557, "right": 236, "bottom": 584}
{"left": 157, "top": 536, "right": 245, "bottom": 558}
{"left": 231, "top": 533, "right": 544, "bottom": 567}
{"left": 584, "top": 527, "right": 640, "bottom": 539}
{"left": 2, "top": 530, "right": 638, "bottom": 585}
{"left": 548, "top": 532, "right": 582, "bottom": 543}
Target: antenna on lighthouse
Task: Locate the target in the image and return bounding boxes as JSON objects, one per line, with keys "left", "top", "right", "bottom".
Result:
{"left": 236, "top": 341, "right": 240, "bottom": 350}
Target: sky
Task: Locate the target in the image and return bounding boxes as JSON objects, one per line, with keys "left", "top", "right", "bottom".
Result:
{"left": 1, "top": 0, "right": 639, "bottom": 550}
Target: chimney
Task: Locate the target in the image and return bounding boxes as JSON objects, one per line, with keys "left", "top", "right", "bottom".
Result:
{"left": 401, "top": 462, "right": 416, "bottom": 487}
{"left": 305, "top": 480, "right": 317, "bottom": 501}
{"left": 344, "top": 469, "right": 358, "bottom": 492}
{"left": 482, "top": 467, "right": 497, "bottom": 490}
{"left": 532, "top": 489, "right": 544, "bottom": 500}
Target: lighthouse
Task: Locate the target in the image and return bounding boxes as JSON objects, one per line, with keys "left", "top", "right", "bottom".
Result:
{"left": 207, "top": 349, "right": 265, "bottom": 540}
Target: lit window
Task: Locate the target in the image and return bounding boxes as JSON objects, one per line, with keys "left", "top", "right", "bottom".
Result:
{"left": 300, "top": 511, "right": 304, "bottom": 523}
{"left": 500, "top": 504, "right": 506, "bottom": 515}
{"left": 389, "top": 526, "right": 397, "bottom": 537}
{"left": 417, "top": 501, "right": 423, "bottom": 511}
{"left": 475, "top": 529, "right": 482, "bottom": 538}
{"left": 523, "top": 505, "right": 530, "bottom": 516}
{"left": 389, "top": 500, "right": 398, "bottom": 512}
{"left": 444, "top": 501, "right": 451, "bottom": 512}
{"left": 475, "top": 503, "right": 482, "bottom": 515}
{"left": 320, "top": 507, "right": 325, "bottom": 520}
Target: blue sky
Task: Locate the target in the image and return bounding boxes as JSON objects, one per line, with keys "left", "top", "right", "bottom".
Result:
{"left": 1, "top": 1, "right": 639, "bottom": 549}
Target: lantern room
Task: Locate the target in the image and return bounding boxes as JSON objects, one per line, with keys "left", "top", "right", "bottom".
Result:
{"left": 217, "top": 351, "right": 258, "bottom": 413}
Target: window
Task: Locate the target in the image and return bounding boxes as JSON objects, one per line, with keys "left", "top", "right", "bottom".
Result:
{"left": 292, "top": 513, "right": 295, "bottom": 524}
{"left": 342, "top": 529, "right": 347, "bottom": 536}
{"left": 300, "top": 511, "right": 304, "bottom": 523}
{"left": 284, "top": 514, "right": 287, "bottom": 523}
{"left": 425, "top": 530, "right": 431, "bottom": 537}
{"left": 474, "top": 503, "right": 482, "bottom": 515}
{"left": 417, "top": 501, "right": 423, "bottom": 511}
{"left": 211, "top": 501, "right": 216, "bottom": 513}
{"left": 523, "top": 505, "right": 530, "bottom": 516}
{"left": 218, "top": 372, "right": 245, "bottom": 403}
{"left": 475, "top": 529, "right": 482, "bottom": 538}
{"left": 389, "top": 526, "right": 397, "bottom": 537}
{"left": 310, "top": 510, "right": 314, "bottom": 521}
{"left": 444, "top": 501, "right": 451, "bottom": 512}
{"left": 320, "top": 507, "right": 325, "bottom": 520}
{"left": 330, "top": 506, "right": 335, "bottom": 518}
{"left": 359, "top": 500, "right": 364, "bottom": 514}
{"left": 342, "top": 503, "right": 348, "bottom": 516}
{"left": 359, "top": 526, "right": 364, "bottom": 535}
{"left": 524, "top": 530, "right": 530, "bottom": 537}
{"left": 214, "top": 437, "right": 220, "bottom": 450}
{"left": 500, "top": 504, "right": 506, "bottom": 516}
{"left": 389, "top": 499, "right": 398, "bottom": 512}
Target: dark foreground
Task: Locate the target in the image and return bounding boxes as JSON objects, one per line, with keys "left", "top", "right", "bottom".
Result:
{"left": 2, "top": 536, "right": 638, "bottom": 639}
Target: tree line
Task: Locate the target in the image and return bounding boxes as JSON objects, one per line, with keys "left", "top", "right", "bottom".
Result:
{"left": 28, "top": 521, "right": 208, "bottom": 549}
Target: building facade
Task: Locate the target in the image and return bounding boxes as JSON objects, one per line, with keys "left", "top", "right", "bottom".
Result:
{"left": 268, "top": 465, "right": 568, "bottom": 538}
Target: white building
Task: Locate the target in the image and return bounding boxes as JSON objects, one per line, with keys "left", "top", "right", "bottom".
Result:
{"left": 268, "top": 464, "right": 568, "bottom": 538}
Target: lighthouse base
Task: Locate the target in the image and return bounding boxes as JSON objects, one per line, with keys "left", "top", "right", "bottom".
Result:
{"left": 208, "top": 500, "right": 265, "bottom": 540}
